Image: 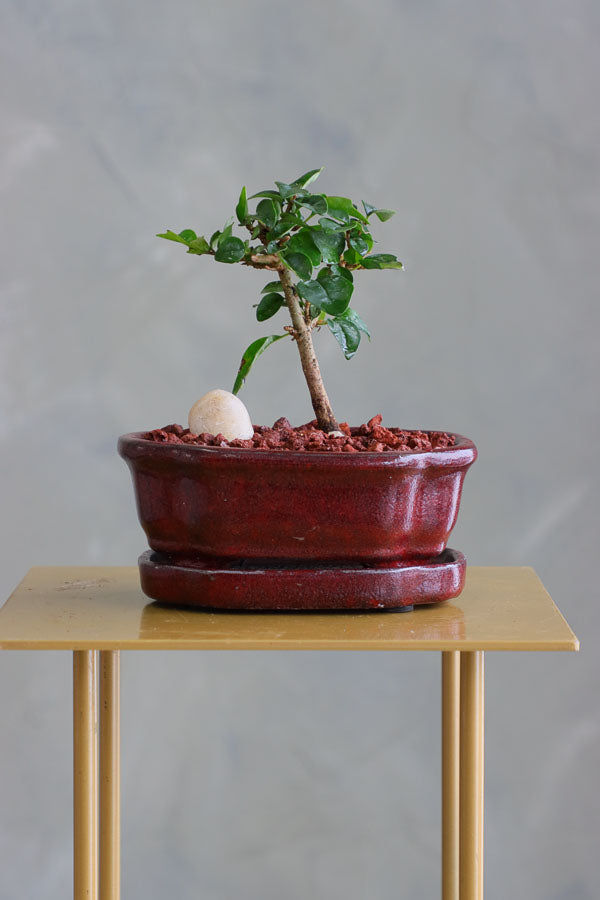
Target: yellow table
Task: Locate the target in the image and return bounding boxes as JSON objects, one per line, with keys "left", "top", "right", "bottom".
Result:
{"left": 0, "top": 566, "right": 579, "bottom": 900}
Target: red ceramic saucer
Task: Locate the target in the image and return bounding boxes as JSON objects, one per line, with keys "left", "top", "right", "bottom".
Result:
{"left": 138, "top": 548, "right": 466, "bottom": 612}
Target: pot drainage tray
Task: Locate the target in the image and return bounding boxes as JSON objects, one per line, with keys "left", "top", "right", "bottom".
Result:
{"left": 138, "top": 548, "right": 466, "bottom": 611}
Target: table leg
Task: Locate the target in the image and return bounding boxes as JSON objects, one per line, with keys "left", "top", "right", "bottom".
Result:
{"left": 99, "top": 651, "right": 120, "bottom": 900}
{"left": 459, "top": 651, "right": 485, "bottom": 900}
{"left": 442, "top": 651, "right": 460, "bottom": 900}
{"left": 73, "top": 651, "right": 98, "bottom": 899}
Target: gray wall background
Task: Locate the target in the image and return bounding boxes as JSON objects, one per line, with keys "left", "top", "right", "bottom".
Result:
{"left": 1, "top": 1, "right": 598, "bottom": 897}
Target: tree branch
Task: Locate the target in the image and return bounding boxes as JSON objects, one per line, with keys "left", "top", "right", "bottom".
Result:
{"left": 278, "top": 266, "right": 339, "bottom": 432}
{"left": 242, "top": 253, "right": 282, "bottom": 270}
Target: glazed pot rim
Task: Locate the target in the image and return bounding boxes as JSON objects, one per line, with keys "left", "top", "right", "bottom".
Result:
{"left": 118, "top": 430, "right": 477, "bottom": 467}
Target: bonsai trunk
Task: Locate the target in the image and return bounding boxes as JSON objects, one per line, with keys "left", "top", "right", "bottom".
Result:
{"left": 278, "top": 266, "right": 339, "bottom": 433}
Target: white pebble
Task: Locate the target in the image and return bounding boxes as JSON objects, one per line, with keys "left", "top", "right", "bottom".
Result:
{"left": 188, "top": 389, "right": 254, "bottom": 441}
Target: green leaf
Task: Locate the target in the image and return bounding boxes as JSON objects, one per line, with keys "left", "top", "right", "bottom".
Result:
{"left": 360, "top": 258, "right": 381, "bottom": 269}
{"left": 291, "top": 167, "right": 324, "bottom": 189}
{"left": 361, "top": 253, "right": 403, "bottom": 270}
{"left": 285, "top": 230, "right": 322, "bottom": 267}
{"left": 332, "top": 263, "right": 353, "bottom": 283}
{"left": 297, "top": 273, "right": 352, "bottom": 315}
{"left": 256, "top": 293, "right": 284, "bottom": 321}
{"left": 298, "top": 193, "right": 328, "bottom": 216}
{"left": 275, "top": 181, "right": 300, "bottom": 200}
{"left": 327, "top": 318, "right": 361, "bottom": 359}
{"left": 157, "top": 230, "right": 190, "bottom": 245}
{"left": 256, "top": 198, "right": 278, "bottom": 230}
{"left": 209, "top": 230, "right": 221, "bottom": 248}
{"left": 261, "top": 280, "right": 284, "bottom": 294}
{"left": 318, "top": 217, "right": 354, "bottom": 233}
{"left": 218, "top": 222, "right": 233, "bottom": 244}
{"left": 325, "top": 196, "right": 368, "bottom": 224}
{"left": 373, "top": 208, "right": 395, "bottom": 221}
{"left": 187, "top": 236, "right": 211, "bottom": 255}
{"left": 311, "top": 228, "right": 345, "bottom": 263}
{"left": 232, "top": 334, "right": 287, "bottom": 394}
{"left": 214, "top": 236, "right": 245, "bottom": 263}
{"left": 178, "top": 229, "right": 197, "bottom": 243}
{"left": 349, "top": 232, "right": 370, "bottom": 256}
{"left": 343, "top": 247, "right": 362, "bottom": 266}
{"left": 268, "top": 213, "right": 303, "bottom": 240}
{"left": 341, "top": 307, "right": 371, "bottom": 339}
{"left": 236, "top": 186, "right": 248, "bottom": 224}
{"left": 296, "top": 279, "right": 329, "bottom": 309}
{"left": 362, "top": 202, "right": 396, "bottom": 222}
{"left": 284, "top": 251, "right": 312, "bottom": 281}
{"left": 249, "top": 190, "right": 281, "bottom": 200}
{"left": 317, "top": 266, "right": 354, "bottom": 314}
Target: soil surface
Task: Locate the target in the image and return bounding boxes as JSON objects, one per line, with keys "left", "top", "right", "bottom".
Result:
{"left": 144, "top": 415, "right": 455, "bottom": 453}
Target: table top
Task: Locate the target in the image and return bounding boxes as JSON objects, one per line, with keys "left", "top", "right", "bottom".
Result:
{"left": 0, "top": 566, "right": 578, "bottom": 651}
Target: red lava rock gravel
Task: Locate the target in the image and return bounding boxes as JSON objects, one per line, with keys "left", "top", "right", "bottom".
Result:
{"left": 144, "top": 415, "right": 455, "bottom": 453}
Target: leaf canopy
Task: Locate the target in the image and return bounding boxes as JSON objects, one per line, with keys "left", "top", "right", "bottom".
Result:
{"left": 157, "top": 168, "right": 402, "bottom": 394}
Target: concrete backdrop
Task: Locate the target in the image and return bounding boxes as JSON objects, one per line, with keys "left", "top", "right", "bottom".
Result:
{"left": 1, "top": 1, "right": 598, "bottom": 897}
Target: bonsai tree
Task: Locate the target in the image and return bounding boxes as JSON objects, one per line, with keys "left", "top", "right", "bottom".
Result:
{"left": 158, "top": 167, "right": 402, "bottom": 433}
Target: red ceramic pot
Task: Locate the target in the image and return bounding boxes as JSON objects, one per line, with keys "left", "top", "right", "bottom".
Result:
{"left": 119, "top": 431, "right": 476, "bottom": 609}
{"left": 118, "top": 432, "right": 476, "bottom": 566}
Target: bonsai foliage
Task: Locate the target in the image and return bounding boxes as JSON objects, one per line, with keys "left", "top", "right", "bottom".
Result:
{"left": 158, "top": 167, "right": 402, "bottom": 432}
